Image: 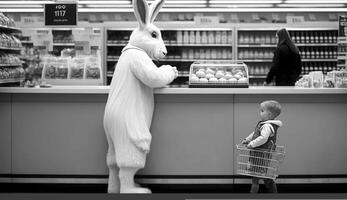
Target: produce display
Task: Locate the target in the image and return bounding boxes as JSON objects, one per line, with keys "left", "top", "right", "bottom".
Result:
{"left": 189, "top": 61, "right": 249, "bottom": 88}
{"left": 41, "top": 55, "right": 102, "bottom": 81}
{"left": 70, "top": 57, "right": 85, "bottom": 79}
{"left": 85, "top": 56, "right": 101, "bottom": 79}
{"left": 0, "top": 53, "right": 21, "bottom": 65}
{"left": 0, "top": 33, "right": 21, "bottom": 48}
{"left": 0, "top": 12, "right": 16, "bottom": 27}
{"left": 0, "top": 13, "right": 24, "bottom": 84}
{"left": 295, "top": 69, "right": 347, "bottom": 88}
{"left": 0, "top": 67, "right": 25, "bottom": 80}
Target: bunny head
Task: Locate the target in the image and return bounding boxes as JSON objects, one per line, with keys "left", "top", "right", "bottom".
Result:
{"left": 129, "top": 0, "right": 167, "bottom": 61}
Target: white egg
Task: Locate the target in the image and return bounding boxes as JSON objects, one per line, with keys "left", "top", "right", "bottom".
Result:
{"left": 219, "top": 78, "right": 227, "bottom": 83}
{"left": 215, "top": 72, "right": 224, "bottom": 79}
{"left": 225, "top": 74, "right": 233, "bottom": 80}
{"left": 209, "top": 77, "right": 218, "bottom": 83}
{"left": 198, "top": 68, "right": 206, "bottom": 72}
{"left": 236, "top": 72, "right": 244, "bottom": 77}
{"left": 196, "top": 71, "right": 206, "bottom": 78}
{"left": 205, "top": 73, "right": 215, "bottom": 79}
{"left": 238, "top": 77, "right": 248, "bottom": 83}
{"left": 190, "top": 76, "right": 199, "bottom": 83}
{"left": 228, "top": 78, "right": 238, "bottom": 83}
{"left": 234, "top": 74, "right": 242, "bottom": 80}
{"left": 206, "top": 69, "right": 215, "bottom": 75}
{"left": 199, "top": 78, "right": 208, "bottom": 83}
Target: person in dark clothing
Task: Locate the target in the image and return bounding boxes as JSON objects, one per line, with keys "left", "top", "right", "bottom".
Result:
{"left": 265, "top": 28, "right": 302, "bottom": 86}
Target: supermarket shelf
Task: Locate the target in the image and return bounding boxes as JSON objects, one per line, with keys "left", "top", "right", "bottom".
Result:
{"left": 296, "top": 43, "right": 338, "bottom": 47}
{"left": 161, "top": 59, "right": 230, "bottom": 62}
{"left": 238, "top": 44, "right": 276, "bottom": 47}
{"left": 107, "top": 43, "right": 232, "bottom": 47}
{"left": 0, "top": 46, "right": 21, "bottom": 51}
{"left": 107, "top": 57, "right": 120, "bottom": 62}
{"left": 166, "top": 43, "right": 232, "bottom": 47}
{"left": 0, "top": 78, "right": 24, "bottom": 84}
{"left": 240, "top": 59, "right": 272, "bottom": 62}
{"left": 302, "top": 59, "right": 337, "bottom": 62}
{"left": 20, "top": 41, "right": 34, "bottom": 44}
{"left": 107, "top": 43, "right": 127, "bottom": 46}
{"left": 0, "top": 63, "right": 22, "bottom": 67}
{"left": 238, "top": 44, "right": 337, "bottom": 47}
{"left": 249, "top": 75, "right": 267, "bottom": 78}
{"left": 0, "top": 25, "right": 21, "bottom": 32}
{"left": 53, "top": 43, "right": 75, "bottom": 46}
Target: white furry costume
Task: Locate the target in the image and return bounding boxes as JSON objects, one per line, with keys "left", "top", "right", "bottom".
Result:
{"left": 104, "top": 45, "right": 175, "bottom": 168}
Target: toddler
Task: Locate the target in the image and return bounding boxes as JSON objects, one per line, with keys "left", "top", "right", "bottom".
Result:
{"left": 241, "top": 100, "right": 283, "bottom": 193}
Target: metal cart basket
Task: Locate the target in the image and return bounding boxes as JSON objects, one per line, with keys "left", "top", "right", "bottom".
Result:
{"left": 236, "top": 144, "right": 285, "bottom": 180}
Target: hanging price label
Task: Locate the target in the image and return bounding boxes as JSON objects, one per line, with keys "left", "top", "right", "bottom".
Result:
{"left": 45, "top": 3, "right": 77, "bottom": 26}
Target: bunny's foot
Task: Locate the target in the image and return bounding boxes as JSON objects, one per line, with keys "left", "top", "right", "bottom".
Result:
{"left": 120, "top": 186, "right": 151, "bottom": 193}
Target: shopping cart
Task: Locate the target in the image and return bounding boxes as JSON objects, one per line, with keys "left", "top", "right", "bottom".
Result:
{"left": 236, "top": 144, "right": 285, "bottom": 180}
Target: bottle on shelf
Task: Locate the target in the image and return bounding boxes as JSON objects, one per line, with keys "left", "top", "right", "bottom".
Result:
{"left": 189, "top": 31, "right": 195, "bottom": 44}
{"left": 201, "top": 31, "right": 208, "bottom": 44}
{"left": 221, "top": 31, "right": 228, "bottom": 44}
{"left": 215, "top": 31, "right": 221, "bottom": 44}
{"left": 227, "top": 31, "right": 233, "bottom": 44}
{"left": 195, "top": 31, "right": 201, "bottom": 44}
{"left": 249, "top": 32, "right": 254, "bottom": 44}
{"left": 183, "top": 31, "right": 189, "bottom": 44}
{"left": 208, "top": 31, "right": 215, "bottom": 44}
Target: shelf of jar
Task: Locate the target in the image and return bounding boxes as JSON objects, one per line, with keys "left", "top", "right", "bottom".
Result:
{"left": 0, "top": 25, "right": 21, "bottom": 32}
{"left": 0, "top": 63, "right": 22, "bottom": 67}
{"left": 238, "top": 44, "right": 276, "bottom": 47}
{"left": 238, "top": 43, "right": 338, "bottom": 47}
{"left": 107, "top": 72, "right": 189, "bottom": 78}
{"left": 240, "top": 59, "right": 337, "bottom": 62}
{"left": 53, "top": 43, "right": 75, "bottom": 46}
{"left": 240, "top": 59, "right": 272, "bottom": 62}
{"left": 107, "top": 42, "right": 232, "bottom": 47}
{"left": 0, "top": 77, "right": 25, "bottom": 84}
{"left": 302, "top": 59, "right": 337, "bottom": 62}
{"left": 296, "top": 43, "right": 338, "bottom": 46}
{"left": 20, "top": 41, "right": 34, "bottom": 45}
{"left": 0, "top": 46, "right": 21, "bottom": 51}
{"left": 107, "top": 58, "right": 232, "bottom": 62}
{"left": 249, "top": 75, "right": 267, "bottom": 78}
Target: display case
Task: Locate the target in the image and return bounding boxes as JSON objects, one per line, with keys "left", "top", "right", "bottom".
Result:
{"left": 236, "top": 27, "right": 339, "bottom": 86}
{"left": 0, "top": 13, "right": 25, "bottom": 85}
{"left": 106, "top": 27, "right": 233, "bottom": 87}
{"left": 19, "top": 27, "right": 104, "bottom": 85}
{"left": 188, "top": 61, "right": 249, "bottom": 88}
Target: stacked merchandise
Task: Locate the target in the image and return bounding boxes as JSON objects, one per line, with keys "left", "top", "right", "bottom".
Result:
{"left": 41, "top": 55, "right": 102, "bottom": 82}
{"left": 295, "top": 69, "right": 347, "bottom": 88}
{"left": 0, "top": 12, "right": 25, "bottom": 84}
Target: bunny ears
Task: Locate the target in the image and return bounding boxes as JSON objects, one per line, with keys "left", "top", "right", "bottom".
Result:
{"left": 133, "top": 0, "right": 165, "bottom": 27}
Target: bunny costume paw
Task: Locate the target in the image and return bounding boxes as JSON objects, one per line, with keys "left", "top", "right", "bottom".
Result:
{"left": 103, "top": 0, "right": 177, "bottom": 194}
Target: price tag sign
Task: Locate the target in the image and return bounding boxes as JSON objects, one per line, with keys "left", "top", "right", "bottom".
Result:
{"left": 45, "top": 3, "right": 77, "bottom": 26}
{"left": 286, "top": 16, "right": 305, "bottom": 24}
{"left": 194, "top": 16, "right": 219, "bottom": 25}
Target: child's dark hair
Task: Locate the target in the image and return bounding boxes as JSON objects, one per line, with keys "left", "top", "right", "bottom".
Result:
{"left": 261, "top": 100, "right": 281, "bottom": 118}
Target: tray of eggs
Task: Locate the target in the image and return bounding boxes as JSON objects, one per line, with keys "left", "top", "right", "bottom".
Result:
{"left": 188, "top": 61, "right": 249, "bottom": 88}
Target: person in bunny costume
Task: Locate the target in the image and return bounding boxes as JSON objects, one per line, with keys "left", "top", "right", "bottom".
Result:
{"left": 103, "top": 0, "right": 178, "bottom": 194}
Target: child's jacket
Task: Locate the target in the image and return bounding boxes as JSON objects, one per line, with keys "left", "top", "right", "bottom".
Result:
{"left": 245, "top": 120, "right": 283, "bottom": 150}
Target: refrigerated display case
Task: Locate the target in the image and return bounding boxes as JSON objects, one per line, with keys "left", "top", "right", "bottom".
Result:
{"left": 236, "top": 26, "right": 339, "bottom": 86}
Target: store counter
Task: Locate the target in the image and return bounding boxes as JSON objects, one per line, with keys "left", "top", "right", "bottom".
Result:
{"left": 1, "top": 86, "right": 347, "bottom": 184}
